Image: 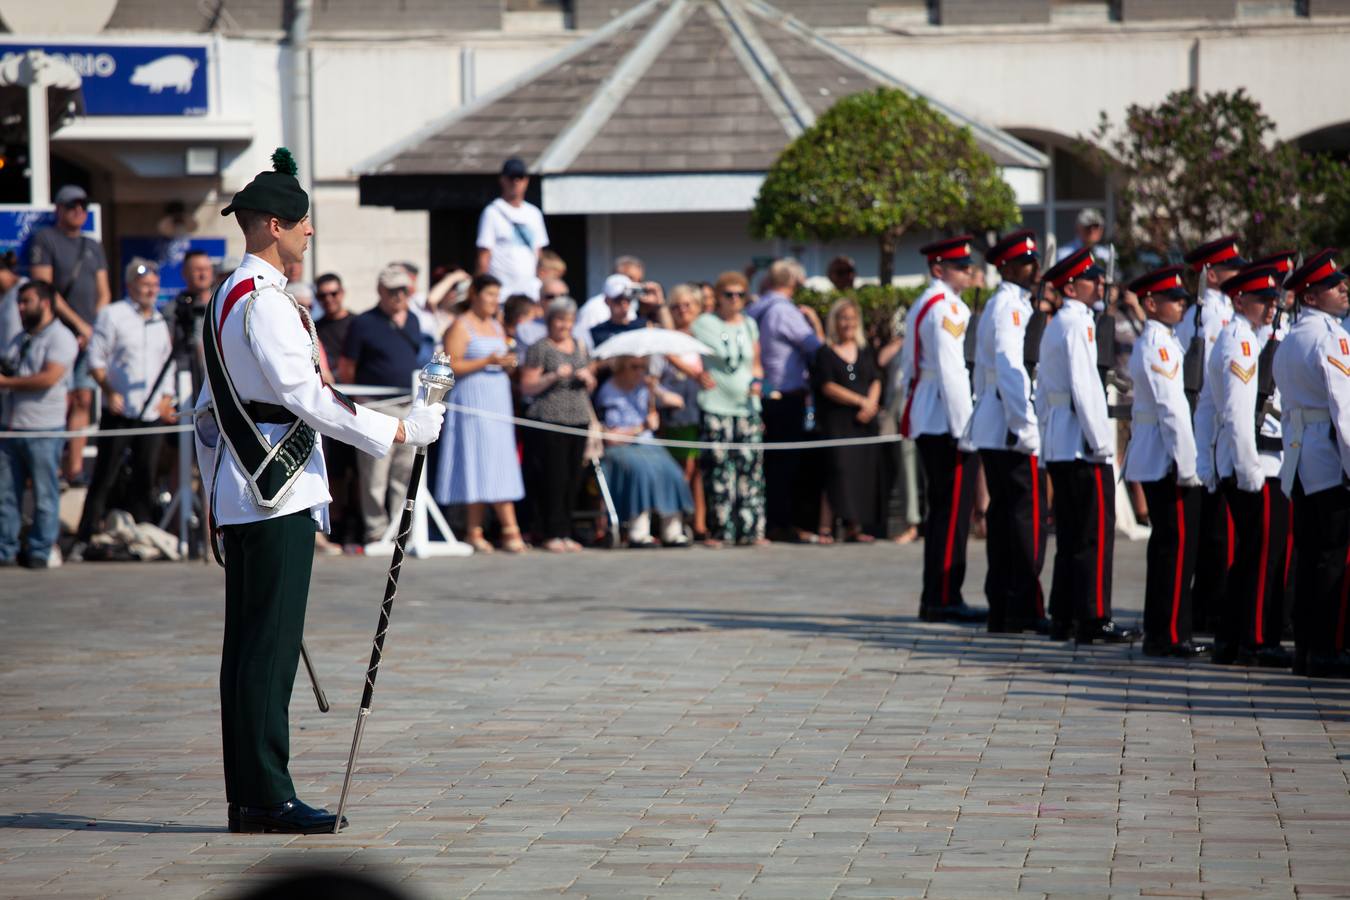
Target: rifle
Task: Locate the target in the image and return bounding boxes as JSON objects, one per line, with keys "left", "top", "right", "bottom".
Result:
{"left": 1182, "top": 263, "right": 1208, "bottom": 412}
{"left": 1253, "top": 305, "right": 1283, "bottom": 452}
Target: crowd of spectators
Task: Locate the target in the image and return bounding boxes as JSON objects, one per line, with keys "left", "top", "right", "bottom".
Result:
{"left": 10, "top": 170, "right": 1105, "bottom": 564}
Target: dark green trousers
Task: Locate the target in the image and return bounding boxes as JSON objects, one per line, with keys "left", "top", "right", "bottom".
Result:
{"left": 220, "top": 510, "right": 316, "bottom": 806}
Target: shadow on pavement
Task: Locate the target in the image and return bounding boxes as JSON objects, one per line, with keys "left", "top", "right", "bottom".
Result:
{"left": 0, "top": 813, "right": 226, "bottom": 834}
{"left": 624, "top": 607, "right": 1350, "bottom": 723}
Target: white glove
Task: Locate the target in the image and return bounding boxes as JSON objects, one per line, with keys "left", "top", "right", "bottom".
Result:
{"left": 401, "top": 402, "right": 446, "bottom": 448}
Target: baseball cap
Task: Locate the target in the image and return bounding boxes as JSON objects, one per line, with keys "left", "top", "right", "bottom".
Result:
{"left": 1076, "top": 208, "right": 1104, "bottom": 228}
{"left": 501, "top": 157, "right": 528, "bottom": 178}
{"left": 378, "top": 263, "right": 413, "bottom": 291}
{"left": 55, "top": 185, "right": 88, "bottom": 206}
{"left": 604, "top": 274, "right": 634, "bottom": 299}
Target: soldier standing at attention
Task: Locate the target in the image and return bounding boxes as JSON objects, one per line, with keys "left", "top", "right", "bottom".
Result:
{"left": 1273, "top": 250, "right": 1350, "bottom": 679}
{"left": 1036, "top": 248, "right": 1138, "bottom": 644}
{"left": 1124, "top": 267, "right": 1203, "bottom": 658}
{"left": 196, "top": 149, "right": 446, "bottom": 832}
{"left": 1209, "top": 264, "right": 1293, "bottom": 668}
{"left": 899, "top": 236, "right": 982, "bottom": 623}
{"left": 964, "top": 230, "right": 1046, "bottom": 633}
{"left": 1182, "top": 237, "right": 1249, "bottom": 636}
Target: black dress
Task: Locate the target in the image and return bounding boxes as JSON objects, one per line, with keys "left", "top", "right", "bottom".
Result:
{"left": 812, "top": 344, "right": 882, "bottom": 528}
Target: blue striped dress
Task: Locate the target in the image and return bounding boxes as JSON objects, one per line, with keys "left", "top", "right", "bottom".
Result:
{"left": 434, "top": 323, "right": 525, "bottom": 505}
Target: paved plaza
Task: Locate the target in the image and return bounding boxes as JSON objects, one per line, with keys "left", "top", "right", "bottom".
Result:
{"left": 2, "top": 539, "right": 1349, "bottom": 899}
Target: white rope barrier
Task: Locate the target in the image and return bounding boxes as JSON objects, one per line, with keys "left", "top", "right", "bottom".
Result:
{"left": 0, "top": 388, "right": 907, "bottom": 452}
{"left": 440, "top": 401, "right": 905, "bottom": 452}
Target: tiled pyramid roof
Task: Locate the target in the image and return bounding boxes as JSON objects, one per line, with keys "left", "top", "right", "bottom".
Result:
{"left": 362, "top": 0, "right": 1046, "bottom": 177}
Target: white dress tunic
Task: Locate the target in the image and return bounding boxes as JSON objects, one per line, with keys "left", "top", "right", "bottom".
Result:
{"left": 196, "top": 253, "right": 400, "bottom": 528}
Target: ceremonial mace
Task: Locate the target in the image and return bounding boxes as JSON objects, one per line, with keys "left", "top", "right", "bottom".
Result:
{"left": 333, "top": 351, "right": 455, "bottom": 832}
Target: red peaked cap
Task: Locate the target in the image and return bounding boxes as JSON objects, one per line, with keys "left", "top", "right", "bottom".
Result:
{"left": 1128, "top": 265, "right": 1189, "bottom": 299}
{"left": 1042, "top": 247, "right": 1103, "bottom": 290}
{"left": 985, "top": 229, "right": 1038, "bottom": 268}
{"left": 919, "top": 235, "right": 976, "bottom": 266}
{"left": 1286, "top": 249, "right": 1348, "bottom": 295}
{"left": 1184, "top": 235, "right": 1247, "bottom": 272}
{"left": 1220, "top": 264, "right": 1283, "bottom": 299}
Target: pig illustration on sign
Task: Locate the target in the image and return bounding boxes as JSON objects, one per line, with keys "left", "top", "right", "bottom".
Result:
{"left": 130, "top": 54, "right": 197, "bottom": 94}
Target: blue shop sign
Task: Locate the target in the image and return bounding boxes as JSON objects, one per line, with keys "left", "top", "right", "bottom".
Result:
{"left": 0, "top": 204, "right": 102, "bottom": 265}
{"left": 0, "top": 42, "right": 209, "bottom": 116}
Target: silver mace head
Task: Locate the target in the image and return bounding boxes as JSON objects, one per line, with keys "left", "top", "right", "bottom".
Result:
{"left": 419, "top": 350, "right": 456, "bottom": 405}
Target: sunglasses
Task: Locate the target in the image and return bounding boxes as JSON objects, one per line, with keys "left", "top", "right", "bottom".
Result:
{"left": 721, "top": 290, "right": 747, "bottom": 298}
{"left": 317, "top": 290, "right": 341, "bottom": 299}
{"left": 541, "top": 292, "right": 565, "bottom": 300}
{"left": 63, "top": 201, "right": 89, "bottom": 210}
{"left": 507, "top": 175, "right": 527, "bottom": 181}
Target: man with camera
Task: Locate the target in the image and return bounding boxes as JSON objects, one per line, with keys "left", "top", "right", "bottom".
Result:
{"left": 160, "top": 249, "right": 216, "bottom": 394}
{"left": 73, "top": 259, "right": 177, "bottom": 555}
{"left": 0, "top": 281, "right": 78, "bottom": 568}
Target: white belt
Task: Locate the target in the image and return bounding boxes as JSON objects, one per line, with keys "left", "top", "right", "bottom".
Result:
{"left": 1280, "top": 407, "right": 1330, "bottom": 495}
{"left": 1133, "top": 410, "right": 1157, "bottom": 425}
{"left": 1045, "top": 391, "right": 1071, "bottom": 408}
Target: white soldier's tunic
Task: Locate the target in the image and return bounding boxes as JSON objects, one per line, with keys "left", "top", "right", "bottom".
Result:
{"left": 964, "top": 279, "right": 1038, "bottom": 454}
{"left": 1274, "top": 307, "right": 1350, "bottom": 496}
{"left": 1124, "top": 319, "right": 1197, "bottom": 484}
{"left": 1035, "top": 298, "right": 1112, "bottom": 463}
{"left": 1209, "top": 316, "right": 1281, "bottom": 492}
{"left": 1185, "top": 287, "right": 1233, "bottom": 481}
{"left": 899, "top": 279, "right": 972, "bottom": 439}
{"left": 196, "top": 253, "right": 400, "bottom": 528}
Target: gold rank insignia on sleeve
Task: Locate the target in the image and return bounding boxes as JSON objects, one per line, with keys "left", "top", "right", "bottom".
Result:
{"left": 1012, "top": 310, "right": 1021, "bottom": 326}
{"left": 1241, "top": 341, "right": 1251, "bottom": 357}
{"left": 1340, "top": 337, "right": 1349, "bottom": 355}
{"left": 1151, "top": 361, "right": 1180, "bottom": 379}
{"left": 1329, "top": 356, "right": 1350, "bottom": 377}
{"left": 1159, "top": 347, "right": 1170, "bottom": 362}
{"left": 941, "top": 317, "right": 966, "bottom": 338}
{"left": 1229, "top": 361, "right": 1256, "bottom": 383}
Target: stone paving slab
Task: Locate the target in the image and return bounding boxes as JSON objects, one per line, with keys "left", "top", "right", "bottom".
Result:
{"left": 2, "top": 540, "right": 1349, "bottom": 898}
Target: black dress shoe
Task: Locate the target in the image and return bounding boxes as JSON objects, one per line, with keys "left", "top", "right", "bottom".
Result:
{"left": 1305, "top": 652, "right": 1350, "bottom": 680}
{"left": 1292, "top": 647, "right": 1308, "bottom": 676}
{"left": 919, "top": 602, "right": 987, "bottom": 624}
{"left": 1049, "top": 621, "right": 1074, "bottom": 641}
{"left": 1142, "top": 640, "right": 1207, "bottom": 659}
{"left": 1076, "top": 620, "right": 1139, "bottom": 644}
{"left": 236, "top": 797, "right": 348, "bottom": 834}
{"left": 1236, "top": 645, "right": 1294, "bottom": 668}
{"left": 228, "top": 803, "right": 238, "bottom": 833}
{"left": 1211, "top": 641, "right": 1239, "bottom": 665}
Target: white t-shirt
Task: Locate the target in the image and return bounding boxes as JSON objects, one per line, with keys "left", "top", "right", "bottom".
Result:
{"left": 477, "top": 198, "right": 548, "bottom": 300}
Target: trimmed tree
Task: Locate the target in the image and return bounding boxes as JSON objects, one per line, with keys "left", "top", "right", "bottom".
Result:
{"left": 1085, "top": 88, "right": 1350, "bottom": 262}
{"left": 751, "top": 87, "right": 1021, "bottom": 287}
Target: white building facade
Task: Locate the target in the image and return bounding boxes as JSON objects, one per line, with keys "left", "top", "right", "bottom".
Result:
{"left": 3, "top": 0, "right": 1347, "bottom": 304}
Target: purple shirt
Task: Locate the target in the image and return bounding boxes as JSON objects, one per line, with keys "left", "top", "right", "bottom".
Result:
{"left": 749, "top": 291, "right": 821, "bottom": 394}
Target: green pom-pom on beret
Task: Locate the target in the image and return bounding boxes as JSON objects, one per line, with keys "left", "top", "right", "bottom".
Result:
{"left": 271, "top": 147, "right": 298, "bottom": 176}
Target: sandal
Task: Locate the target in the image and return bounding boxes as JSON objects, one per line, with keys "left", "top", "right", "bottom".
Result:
{"left": 544, "top": 538, "right": 569, "bottom": 554}
{"left": 562, "top": 538, "right": 584, "bottom": 553}
{"left": 501, "top": 526, "right": 527, "bottom": 554}
{"left": 467, "top": 527, "right": 495, "bottom": 555}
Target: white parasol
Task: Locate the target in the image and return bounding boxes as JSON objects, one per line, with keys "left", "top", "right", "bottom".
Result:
{"left": 592, "top": 327, "right": 714, "bottom": 359}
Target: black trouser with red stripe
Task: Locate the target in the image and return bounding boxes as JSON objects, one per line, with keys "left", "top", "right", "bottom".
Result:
{"left": 1190, "top": 490, "right": 1232, "bottom": 634}
{"left": 1292, "top": 479, "right": 1350, "bottom": 657}
{"left": 1140, "top": 475, "right": 1200, "bottom": 647}
{"left": 1221, "top": 477, "right": 1290, "bottom": 651}
{"left": 916, "top": 434, "right": 977, "bottom": 610}
{"left": 1046, "top": 460, "right": 1115, "bottom": 628}
{"left": 981, "top": 448, "right": 1047, "bottom": 628}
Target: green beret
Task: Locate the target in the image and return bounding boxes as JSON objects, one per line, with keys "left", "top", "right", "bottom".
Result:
{"left": 221, "top": 147, "right": 309, "bottom": 222}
